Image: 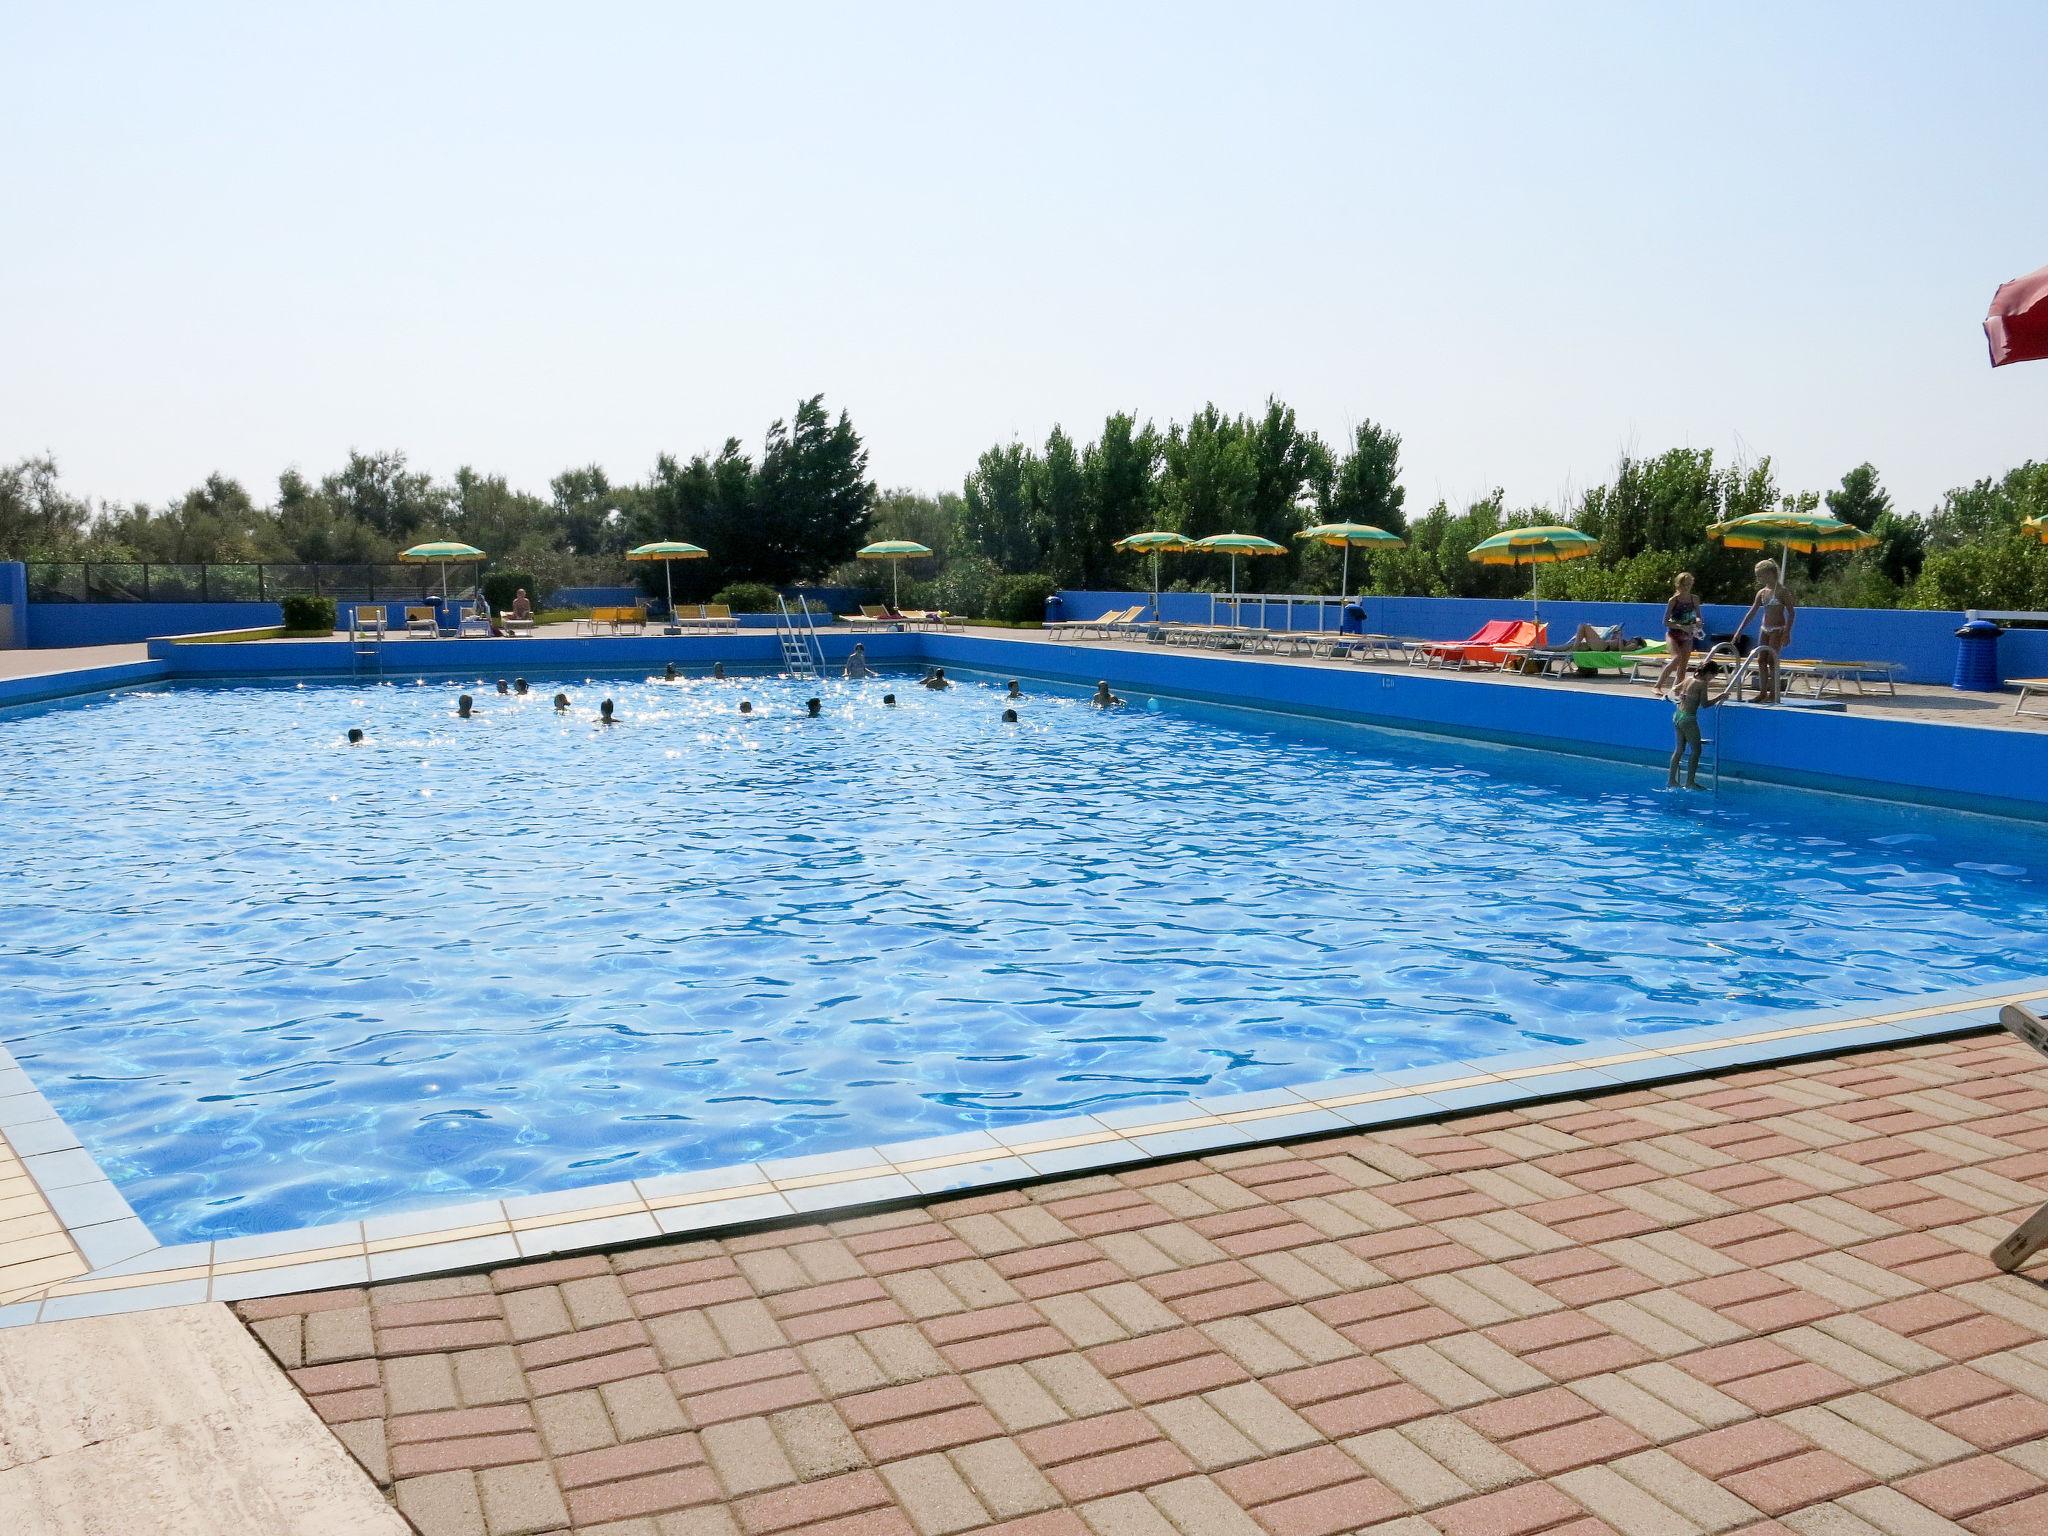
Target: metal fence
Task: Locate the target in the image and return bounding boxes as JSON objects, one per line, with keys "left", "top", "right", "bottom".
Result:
{"left": 25, "top": 562, "right": 487, "bottom": 603}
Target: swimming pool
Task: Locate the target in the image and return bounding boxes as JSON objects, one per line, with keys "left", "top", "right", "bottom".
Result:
{"left": 4, "top": 666, "right": 2046, "bottom": 1244}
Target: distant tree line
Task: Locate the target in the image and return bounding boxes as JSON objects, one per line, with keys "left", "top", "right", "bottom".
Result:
{"left": 0, "top": 395, "right": 877, "bottom": 606}
{"left": 7, "top": 390, "right": 2048, "bottom": 612}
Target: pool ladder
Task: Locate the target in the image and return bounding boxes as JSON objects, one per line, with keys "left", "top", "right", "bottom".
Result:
{"left": 350, "top": 618, "right": 384, "bottom": 678}
{"left": 774, "top": 594, "right": 825, "bottom": 678}
{"left": 1697, "top": 641, "right": 1779, "bottom": 792}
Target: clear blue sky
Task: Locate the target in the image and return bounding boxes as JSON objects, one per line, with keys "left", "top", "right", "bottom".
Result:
{"left": 2, "top": 1, "right": 2043, "bottom": 516}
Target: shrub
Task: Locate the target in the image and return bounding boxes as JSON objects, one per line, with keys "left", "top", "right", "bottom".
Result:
{"left": 990, "top": 573, "right": 1057, "bottom": 625}
{"left": 712, "top": 582, "right": 779, "bottom": 612}
{"left": 482, "top": 570, "right": 537, "bottom": 615}
{"left": 280, "top": 594, "right": 336, "bottom": 633}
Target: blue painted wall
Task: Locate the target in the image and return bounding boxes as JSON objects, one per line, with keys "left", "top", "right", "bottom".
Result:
{"left": 925, "top": 631, "right": 2048, "bottom": 821}
{"left": 0, "top": 659, "right": 169, "bottom": 709}
{"left": 1055, "top": 590, "right": 2046, "bottom": 687}
{"left": 28, "top": 601, "right": 285, "bottom": 648}
{"left": 0, "top": 561, "right": 24, "bottom": 650}
{"left": 148, "top": 628, "right": 927, "bottom": 677}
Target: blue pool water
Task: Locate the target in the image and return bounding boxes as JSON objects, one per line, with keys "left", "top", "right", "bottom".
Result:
{"left": 4, "top": 667, "right": 2047, "bottom": 1243}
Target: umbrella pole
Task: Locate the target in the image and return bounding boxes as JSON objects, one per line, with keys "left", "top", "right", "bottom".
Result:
{"left": 1151, "top": 551, "right": 1161, "bottom": 619}
{"left": 665, "top": 559, "right": 674, "bottom": 619}
{"left": 892, "top": 561, "right": 901, "bottom": 610}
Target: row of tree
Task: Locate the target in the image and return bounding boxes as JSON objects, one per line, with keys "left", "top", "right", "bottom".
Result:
{"left": 7, "top": 392, "right": 2048, "bottom": 612}
{"left": 0, "top": 397, "right": 877, "bottom": 605}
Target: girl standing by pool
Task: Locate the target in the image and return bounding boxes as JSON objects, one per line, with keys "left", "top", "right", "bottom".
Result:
{"left": 1669, "top": 660, "right": 1720, "bottom": 790}
{"left": 1732, "top": 560, "right": 1796, "bottom": 703}
{"left": 1654, "top": 572, "right": 1703, "bottom": 697}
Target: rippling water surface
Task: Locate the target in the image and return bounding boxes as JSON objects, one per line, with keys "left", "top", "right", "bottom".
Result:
{"left": 4, "top": 666, "right": 2047, "bottom": 1241}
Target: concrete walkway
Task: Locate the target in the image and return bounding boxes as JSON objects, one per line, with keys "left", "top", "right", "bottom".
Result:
{"left": 0, "top": 1302, "right": 407, "bottom": 1534}
{"left": 0, "top": 643, "right": 149, "bottom": 680}
{"left": 241, "top": 1032, "right": 2048, "bottom": 1536}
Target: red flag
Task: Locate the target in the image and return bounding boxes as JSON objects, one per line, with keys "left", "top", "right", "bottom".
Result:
{"left": 1987, "top": 264, "right": 2048, "bottom": 366}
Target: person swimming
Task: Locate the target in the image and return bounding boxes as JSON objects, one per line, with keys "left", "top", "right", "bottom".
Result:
{"left": 881, "top": 693, "right": 897, "bottom": 706}
{"left": 598, "top": 698, "right": 617, "bottom": 725}
{"left": 844, "top": 644, "right": 871, "bottom": 679}
{"left": 347, "top": 727, "right": 365, "bottom": 745}
{"left": 921, "top": 668, "right": 950, "bottom": 690}
{"left": 456, "top": 694, "right": 474, "bottom": 718}
{"left": 1001, "top": 708, "right": 1019, "bottom": 723}
{"left": 1006, "top": 681, "right": 1023, "bottom": 700}
{"left": 739, "top": 700, "right": 753, "bottom": 715}
{"left": 514, "top": 678, "right": 529, "bottom": 695}
{"left": 805, "top": 697, "right": 822, "bottom": 717}
{"left": 712, "top": 662, "right": 727, "bottom": 680}
{"left": 495, "top": 679, "right": 509, "bottom": 695}
{"left": 553, "top": 692, "right": 571, "bottom": 711}
{"left": 1091, "top": 680, "right": 1124, "bottom": 708}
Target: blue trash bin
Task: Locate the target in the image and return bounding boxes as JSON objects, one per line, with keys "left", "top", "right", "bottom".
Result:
{"left": 1044, "top": 594, "right": 1064, "bottom": 625}
{"left": 1953, "top": 618, "right": 2003, "bottom": 692}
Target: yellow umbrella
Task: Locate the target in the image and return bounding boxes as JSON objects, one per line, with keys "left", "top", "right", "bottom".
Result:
{"left": 856, "top": 541, "right": 932, "bottom": 608}
{"left": 2028, "top": 515, "right": 2048, "bottom": 543}
{"left": 1112, "top": 531, "right": 1194, "bottom": 616}
{"left": 398, "top": 541, "right": 486, "bottom": 616}
{"left": 1296, "top": 522, "right": 1405, "bottom": 598}
{"left": 627, "top": 540, "right": 709, "bottom": 626}
{"left": 1708, "top": 511, "right": 1877, "bottom": 570}
{"left": 1465, "top": 526, "right": 1599, "bottom": 616}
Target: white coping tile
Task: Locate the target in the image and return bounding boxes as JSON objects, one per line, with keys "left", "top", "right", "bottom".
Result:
{"left": 782, "top": 1173, "right": 917, "bottom": 1214}
{"left": 634, "top": 1164, "right": 770, "bottom": 1201}
{"left": 362, "top": 1199, "right": 508, "bottom": 1243}
{"left": 212, "top": 1221, "right": 365, "bottom": 1265}
{"left": 1216, "top": 1107, "right": 1348, "bottom": 1141}
{"left": 38, "top": 1277, "right": 209, "bottom": 1321}
{"left": 19, "top": 1147, "right": 105, "bottom": 1191}
{"left": 210, "top": 1255, "right": 370, "bottom": 1303}
{"left": 0, "top": 1090, "right": 57, "bottom": 1129}
{"left": 2, "top": 1117, "right": 83, "bottom": 1156}
{"left": 1091, "top": 1100, "right": 1203, "bottom": 1131}
{"left": 70, "top": 1218, "right": 157, "bottom": 1270}
{"left": 86, "top": 1242, "right": 214, "bottom": 1278}
{"left": 654, "top": 1192, "right": 793, "bottom": 1233}
{"left": 44, "top": 1180, "right": 138, "bottom": 1229}
{"left": 367, "top": 1233, "right": 519, "bottom": 1282}
{"left": 903, "top": 1156, "right": 1037, "bottom": 1196}
{"left": 988, "top": 1116, "right": 1110, "bottom": 1148}
{"left": 1327, "top": 1094, "right": 1452, "bottom": 1128}
{"left": 760, "top": 1146, "right": 889, "bottom": 1182}
{"left": 1126, "top": 1123, "right": 1255, "bottom": 1159}
{"left": 0, "top": 1069, "right": 37, "bottom": 1101}
{"left": 502, "top": 1180, "right": 646, "bottom": 1221}
{"left": 873, "top": 1129, "right": 1004, "bottom": 1164}
{"left": 1022, "top": 1140, "right": 1150, "bottom": 1176}
{"left": 0, "top": 1302, "right": 45, "bottom": 1329}
{"left": 1191, "top": 1087, "right": 1317, "bottom": 1117}
{"left": 513, "top": 1211, "right": 661, "bottom": 1258}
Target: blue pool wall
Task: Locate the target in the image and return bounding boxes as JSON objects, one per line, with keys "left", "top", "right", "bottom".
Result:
{"left": 8, "top": 624, "right": 2040, "bottom": 821}
{"left": 25, "top": 598, "right": 286, "bottom": 648}
{"left": 922, "top": 630, "right": 2048, "bottom": 821}
{"left": 1055, "top": 589, "right": 2048, "bottom": 688}
{"left": 0, "top": 561, "right": 24, "bottom": 649}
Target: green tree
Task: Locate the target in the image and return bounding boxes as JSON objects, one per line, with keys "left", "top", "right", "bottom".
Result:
{"left": 1327, "top": 421, "right": 1406, "bottom": 534}
{"left": 960, "top": 441, "right": 1045, "bottom": 571}
{"left": 551, "top": 465, "right": 630, "bottom": 556}
{"left": 320, "top": 450, "right": 446, "bottom": 544}
{"left": 1825, "top": 463, "right": 1891, "bottom": 531}
{"left": 1084, "top": 413, "right": 1161, "bottom": 584}
{"left": 0, "top": 456, "right": 95, "bottom": 556}
{"left": 1039, "top": 425, "right": 1089, "bottom": 586}
{"left": 751, "top": 395, "right": 877, "bottom": 584}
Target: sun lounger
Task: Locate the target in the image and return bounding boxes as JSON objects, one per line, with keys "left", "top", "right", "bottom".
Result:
{"left": 1415, "top": 620, "right": 1544, "bottom": 668}
{"left": 405, "top": 605, "right": 438, "bottom": 637}
{"left": 2014, "top": 679, "right": 2048, "bottom": 717}
{"left": 674, "top": 603, "right": 739, "bottom": 632}
{"left": 351, "top": 605, "right": 388, "bottom": 638}
{"left": 500, "top": 609, "right": 535, "bottom": 633}
{"left": 580, "top": 604, "right": 648, "bottom": 635}
{"left": 1505, "top": 646, "right": 1636, "bottom": 678}
{"left": 1047, "top": 605, "right": 1133, "bottom": 638}
{"left": 1781, "top": 659, "right": 1901, "bottom": 698}
{"left": 840, "top": 605, "right": 897, "bottom": 628}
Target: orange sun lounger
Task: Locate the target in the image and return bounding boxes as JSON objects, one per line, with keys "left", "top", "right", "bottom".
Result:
{"left": 1413, "top": 619, "right": 1545, "bottom": 668}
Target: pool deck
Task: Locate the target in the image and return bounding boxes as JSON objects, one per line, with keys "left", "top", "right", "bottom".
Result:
{"left": 224, "top": 1029, "right": 2048, "bottom": 1536}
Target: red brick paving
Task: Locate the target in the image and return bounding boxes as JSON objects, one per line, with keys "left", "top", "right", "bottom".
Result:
{"left": 239, "top": 1032, "right": 2048, "bottom": 1535}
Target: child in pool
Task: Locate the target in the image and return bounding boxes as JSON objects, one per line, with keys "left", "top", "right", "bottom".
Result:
{"left": 1669, "top": 661, "right": 1720, "bottom": 790}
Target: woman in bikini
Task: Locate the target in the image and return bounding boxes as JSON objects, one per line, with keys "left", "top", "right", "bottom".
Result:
{"left": 1732, "top": 560, "right": 1796, "bottom": 703}
{"left": 1654, "top": 572, "right": 1703, "bottom": 697}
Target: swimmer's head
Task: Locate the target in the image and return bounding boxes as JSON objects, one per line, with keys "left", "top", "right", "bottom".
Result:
{"left": 664, "top": 662, "right": 677, "bottom": 680}
{"left": 457, "top": 694, "right": 474, "bottom": 717}
{"left": 553, "top": 692, "right": 570, "bottom": 710}
{"left": 514, "top": 678, "right": 528, "bottom": 694}
{"left": 806, "top": 698, "right": 821, "bottom": 717}
{"left": 1002, "top": 708, "right": 1018, "bottom": 723}
{"left": 882, "top": 693, "right": 896, "bottom": 706}
{"left": 600, "top": 698, "right": 615, "bottom": 720}
{"left": 347, "top": 727, "right": 365, "bottom": 744}
{"left": 739, "top": 700, "right": 753, "bottom": 715}
{"left": 495, "top": 679, "right": 508, "bottom": 694}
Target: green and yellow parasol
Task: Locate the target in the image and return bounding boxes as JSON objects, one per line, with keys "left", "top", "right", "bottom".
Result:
{"left": 1112, "top": 530, "right": 1194, "bottom": 617}
{"left": 1465, "top": 526, "right": 1599, "bottom": 616}
{"left": 856, "top": 540, "right": 933, "bottom": 608}
{"left": 627, "top": 540, "right": 709, "bottom": 624}
{"left": 398, "top": 540, "right": 486, "bottom": 603}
